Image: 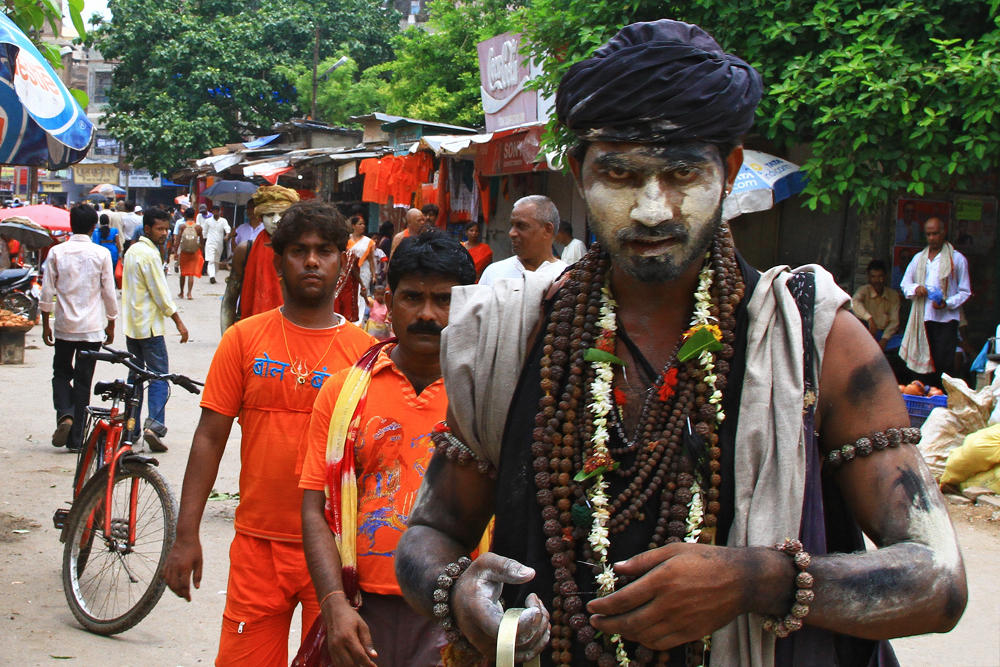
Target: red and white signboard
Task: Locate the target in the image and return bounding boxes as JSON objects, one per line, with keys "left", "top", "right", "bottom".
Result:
{"left": 477, "top": 32, "right": 537, "bottom": 133}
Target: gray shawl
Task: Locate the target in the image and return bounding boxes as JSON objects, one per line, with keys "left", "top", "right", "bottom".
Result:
{"left": 440, "top": 265, "right": 849, "bottom": 666}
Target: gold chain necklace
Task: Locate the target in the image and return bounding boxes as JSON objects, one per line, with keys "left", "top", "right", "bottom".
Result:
{"left": 279, "top": 310, "right": 340, "bottom": 386}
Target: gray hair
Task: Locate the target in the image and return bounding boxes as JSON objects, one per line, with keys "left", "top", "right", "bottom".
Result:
{"left": 514, "top": 195, "right": 560, "bottom": 229}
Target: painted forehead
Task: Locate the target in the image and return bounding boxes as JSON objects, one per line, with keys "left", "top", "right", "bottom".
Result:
{"left": 586, "top": 142, "right": 722, "bottom": 169}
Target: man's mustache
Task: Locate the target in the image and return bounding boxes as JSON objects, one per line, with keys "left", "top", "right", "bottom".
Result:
{"left": 617, "top": 222, "right": 688, "bottom": 244}
{"left": 407, "top": 320, "right": 443, "bottom": 336}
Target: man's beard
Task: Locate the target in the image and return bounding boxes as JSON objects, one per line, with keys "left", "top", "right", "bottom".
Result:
{"left": 593, "top": 202, "right": 724, "bottom": 283}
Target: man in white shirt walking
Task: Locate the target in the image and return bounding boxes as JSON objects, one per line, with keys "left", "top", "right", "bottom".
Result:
{"left": 900, "top": 216, "right": 972, "bottom": 387}
{"left": 479, "top": 195, "right": 567, "bottom": 286}
{"left": 203, "top": 204, "right": 231, "bottom": 284}
{"left": 40, "top": 204, "right": 119, "bottom": 451}
{"left": 556, "top": 220, "right": 587, "bottom": 266}
{"left": 122, "top": 207, "right": 190, "bottom": 452}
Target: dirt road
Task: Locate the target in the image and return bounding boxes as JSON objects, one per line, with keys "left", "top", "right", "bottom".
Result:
{"left": 1, "top": 271, "right": 998, "bottom": 666}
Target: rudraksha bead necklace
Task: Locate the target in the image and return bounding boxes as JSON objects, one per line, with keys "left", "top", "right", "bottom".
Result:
{"left": 531, "top": 224, "right": 745, "bottom": 667}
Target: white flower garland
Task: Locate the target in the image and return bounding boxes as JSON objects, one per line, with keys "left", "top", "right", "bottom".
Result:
{"left": 585, "top": 265, "right": 718, "bottom": 664}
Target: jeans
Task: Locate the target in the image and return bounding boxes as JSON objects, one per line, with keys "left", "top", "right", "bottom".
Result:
{"left": 126, "top": 336, "right": 170, "bottom": 440}
{"left": 52, "top": 339, "right": 102, "bottom": 448}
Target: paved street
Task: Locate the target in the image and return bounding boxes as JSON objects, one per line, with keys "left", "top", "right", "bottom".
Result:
{"left": 0, "top": 273, "right": 998, "bottom": 666}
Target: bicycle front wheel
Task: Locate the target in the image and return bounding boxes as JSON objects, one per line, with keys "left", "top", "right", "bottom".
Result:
{"left": 62, "top": 460, "right": 178, "bottom": 635}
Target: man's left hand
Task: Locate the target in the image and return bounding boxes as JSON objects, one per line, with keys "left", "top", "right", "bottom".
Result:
{"left": 587, "top": 543, "right": 777, "bottom": 651}
{"left": 104, "top": 322, "right": 115, "bottom": 345}
{"left": 932, "top": 300, "right": 947, "bottom": 310}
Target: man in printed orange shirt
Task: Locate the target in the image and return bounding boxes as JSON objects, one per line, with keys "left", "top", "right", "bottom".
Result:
{"left": 163, "top": 202, "right": 376, "bottom": 667}
{"left": 299, "top": 232, "right": 476, "bottom": 667}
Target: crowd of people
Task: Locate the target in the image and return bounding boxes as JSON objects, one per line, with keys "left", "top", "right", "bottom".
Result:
{"left": 26, "top": 18, "right": 970, "bottom": 667}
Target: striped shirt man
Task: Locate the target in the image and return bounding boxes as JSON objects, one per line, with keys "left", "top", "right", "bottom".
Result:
{"left": 122, "top": 235, "right": 178, "bottom": 339}
{"left": 121, "top": 224, "right": 188, "bottom": 450}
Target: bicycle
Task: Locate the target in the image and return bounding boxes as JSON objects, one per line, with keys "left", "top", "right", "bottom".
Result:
{"left": 51, "top": 345, "right": 203, "bottom": 635}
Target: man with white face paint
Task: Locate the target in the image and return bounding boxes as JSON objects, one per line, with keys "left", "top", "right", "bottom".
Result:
{"left": 221, "top": 185, "right": 300, "bottom": 332}
{"left": 396, "top": 19, "right": 966, "bottom": 667}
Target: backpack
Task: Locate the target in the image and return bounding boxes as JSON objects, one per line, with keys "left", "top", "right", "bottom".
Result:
{"left": 179, "top": 224, "right": 200, "bottom": 253}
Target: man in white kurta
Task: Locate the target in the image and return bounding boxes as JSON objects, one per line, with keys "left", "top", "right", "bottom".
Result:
{"left": 203, "top": 204, "right": 232, "bottom": 284}
{"left": 899, "top": 217, "right": 971, "bottom": 385}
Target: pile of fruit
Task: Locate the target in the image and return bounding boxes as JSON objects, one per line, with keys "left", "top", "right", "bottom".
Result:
{"left": 0, "top": 309, "right": 31, "bottom": 327}
{"left": 899, "top": 380, "right": 945, "bottom": 397}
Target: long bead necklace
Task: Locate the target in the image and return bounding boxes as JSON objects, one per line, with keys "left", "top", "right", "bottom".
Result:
{"left": 279, "top": 310, "right": 340, "bottom": 386}
{"left": 530, "top": 223, "right": 745, "bottom": 667}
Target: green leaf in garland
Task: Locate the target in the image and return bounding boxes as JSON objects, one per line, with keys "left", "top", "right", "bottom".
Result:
{"left": 573, "top": 465, "right": 608, "bottom": 482}
{"left": 677, "top": 326, "right": 723, "bottom": 363}
{"left": 584, "top": 348, "right": 625, "bottom": 365}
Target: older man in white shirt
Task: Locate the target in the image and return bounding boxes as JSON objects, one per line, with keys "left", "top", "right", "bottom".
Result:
{"left": 479, "top": 195, "right": 567, "bottom": 287}
{"left": 900, "top": 216, "right": 972, "bottom": 386}
{"left": 40, "top": 204, "right": 119, "bottom": 451}
{"left": 202, "top": 204, "right": 231, "bottom": 284}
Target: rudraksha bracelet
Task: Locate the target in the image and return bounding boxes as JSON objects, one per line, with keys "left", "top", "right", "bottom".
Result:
{"left": 431, "top": 422, "right": 498, "bottom": 479}
{"left": 762, "top": 539, "right": 814, "bottom": 638}
{"left": 825, "top": 427, "right": 921, "bottom": 469}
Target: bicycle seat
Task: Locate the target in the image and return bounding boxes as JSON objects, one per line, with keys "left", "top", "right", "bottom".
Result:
{"left": 94, "top": 380, "right": 133, "bottom": 399}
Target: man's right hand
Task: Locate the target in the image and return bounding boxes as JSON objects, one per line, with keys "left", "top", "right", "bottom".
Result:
{"left": 451, "top": 553, "right": 551, "bottom": 663}
{"left": 177, "top": 322, "right": 189, "bottom": 343}
{"left": 42, "top": 322, "right": 54, "bottom": 346}
{"left": 162, "top": 536, "right": 203, "bottom": 601}
{"left": 322, "top": 593, "right": 378, "bottom": 667}
{"left": 914, "top": 285, "right": 929, "bottom": 298}
{"left": 867, "top": 318, "right": 878, "bottom": 336}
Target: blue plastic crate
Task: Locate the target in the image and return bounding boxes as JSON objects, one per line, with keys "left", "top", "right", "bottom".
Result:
{"left": 903, "top": 394, "right": 948, "bottom": 428}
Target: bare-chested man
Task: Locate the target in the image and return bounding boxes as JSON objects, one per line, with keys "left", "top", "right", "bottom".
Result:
{"left": 394, "top": 20, "right": 966, "bottom": 667}
{"left": 390, "top": 208, "right": 426, "bottom": 257}
{"left": 221, "top": 185, "right": 299, "bottom": 332}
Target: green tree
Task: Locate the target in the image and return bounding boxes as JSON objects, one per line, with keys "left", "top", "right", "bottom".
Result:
{"left": 95, "top": 0, "right": 398, "bottom": 175}
{"left": 4, "top": 0, "right": 86, "bottom": 67}
{"left": 522, "top": 0, "right": 1000, "bottom": 212}
{"left": 373, "top": 0, "right": 527, "bottom": 128}
{"left": 281, "top": 50, "right": 386, "bottom": 126}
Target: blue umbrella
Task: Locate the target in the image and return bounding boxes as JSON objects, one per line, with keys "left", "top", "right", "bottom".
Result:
{"left": 723, "top": 150, "right": 809, "bottom": 221}
{"left": 0, "top": 13, "right": 94, "bottom": 169}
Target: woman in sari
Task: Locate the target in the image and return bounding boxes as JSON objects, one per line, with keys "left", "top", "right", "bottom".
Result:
{"left": 463, "top": 220, "right": 492, "bottom": 281}
{"left": 334, "top": 216, "right": 375, "bottom": 323}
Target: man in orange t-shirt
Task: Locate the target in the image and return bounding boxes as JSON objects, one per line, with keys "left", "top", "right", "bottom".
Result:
{"left": 299, "top": 232, "right": 476, "bottom": 667}
{"left": 163, "top": 202, "right": 375, "bottom": 667}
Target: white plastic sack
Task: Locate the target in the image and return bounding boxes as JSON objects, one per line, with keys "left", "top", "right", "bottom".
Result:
{"left": 918, "top": 374, "right": 995, "bottom": 478}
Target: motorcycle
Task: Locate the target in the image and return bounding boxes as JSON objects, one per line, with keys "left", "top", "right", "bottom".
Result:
{"left": 0, "top": 267, "right": 39, "bottom": 319}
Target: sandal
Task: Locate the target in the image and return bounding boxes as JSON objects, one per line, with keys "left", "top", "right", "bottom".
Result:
{"left": 52, "top": 418, "right": 73, "bottom": 448}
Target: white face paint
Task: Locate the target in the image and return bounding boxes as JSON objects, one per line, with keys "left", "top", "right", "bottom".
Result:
{"left": 579, "top": 141, "right": 726, "bottom": 282}
{"left": 262, "top": 212, "right": 281, "bottom": 235}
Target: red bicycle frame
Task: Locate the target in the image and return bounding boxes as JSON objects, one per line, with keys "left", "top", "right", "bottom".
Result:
{"left": 76, "top": 406, "right": 139, "bottom": 549}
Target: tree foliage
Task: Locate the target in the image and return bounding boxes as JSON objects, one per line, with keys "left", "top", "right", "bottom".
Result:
{"left": 522, "top": 0, "right": 1000, "bottom": 211}
{"left": 95, "top": 0, "right": 398, "bottom": 175}
{"left": 280, "top": 50, "right": 386, "bottom": 127}
{"left": 373, "top": 0, "right": 527, "bottom": 128}
{"left": 4, "top": 0, "right": 87, "bottom": 68}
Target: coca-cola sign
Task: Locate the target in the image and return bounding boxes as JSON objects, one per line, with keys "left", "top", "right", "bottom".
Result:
{"left": 477, "top": 31, "right": 536, "bottom": 132}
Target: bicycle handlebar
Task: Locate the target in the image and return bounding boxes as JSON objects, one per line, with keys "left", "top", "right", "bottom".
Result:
{"left": 81, "top": 346, "right": 204, "bottom": 395}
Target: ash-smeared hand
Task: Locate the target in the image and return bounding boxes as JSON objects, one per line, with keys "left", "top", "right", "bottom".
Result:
{"left": 451, "top": 553, "right": 551, "bottom": 662}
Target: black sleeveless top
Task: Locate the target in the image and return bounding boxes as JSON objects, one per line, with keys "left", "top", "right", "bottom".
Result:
{"left": 490, "top": 254, "right": 760, "bottom": 667}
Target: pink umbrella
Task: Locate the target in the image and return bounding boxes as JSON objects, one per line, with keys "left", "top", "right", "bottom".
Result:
{"left": 1, "top": 205, "right": 70, "bottom": 231}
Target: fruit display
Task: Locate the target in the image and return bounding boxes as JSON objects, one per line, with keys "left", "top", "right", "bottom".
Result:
{"left": 899, "top": 380, "right": 945, "bottom": 397}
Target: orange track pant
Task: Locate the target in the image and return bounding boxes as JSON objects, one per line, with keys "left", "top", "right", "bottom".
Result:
{"left": 216, "top": 533, "right": 319, "bottom": 667}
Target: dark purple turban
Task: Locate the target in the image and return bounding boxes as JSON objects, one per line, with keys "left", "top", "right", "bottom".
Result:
{"left": 556, "top": 20, "right": 763, "bottom": 145}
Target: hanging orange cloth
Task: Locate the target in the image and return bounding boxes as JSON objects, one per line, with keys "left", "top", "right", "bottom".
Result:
{"left": 240, "top": 230, "right": 283, "bottom": 318}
